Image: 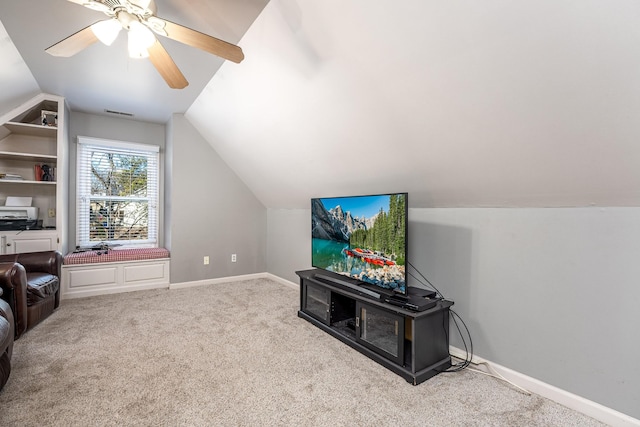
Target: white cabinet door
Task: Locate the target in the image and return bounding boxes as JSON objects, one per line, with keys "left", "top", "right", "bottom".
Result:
{"left": 1, "top": 231, "right": 57, "bottom": 254}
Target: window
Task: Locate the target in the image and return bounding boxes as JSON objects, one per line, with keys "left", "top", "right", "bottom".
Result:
{"left": 77, "top": 136, "right": 159, "bottom": 248}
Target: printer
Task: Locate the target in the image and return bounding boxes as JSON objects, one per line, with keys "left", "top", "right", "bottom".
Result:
{"left": 0, "top": 197, "right": 41, "bottom": 230}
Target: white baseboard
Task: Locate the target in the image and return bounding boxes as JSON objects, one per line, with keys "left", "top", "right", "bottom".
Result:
{"left": 169, "top": 272, "right": 299, "bottom": 290}
{"left": 169, "top": 272, "right": 269, "bottom": 290}
{"left": 449, "top": 346, "right": 640, "bottom": 427}
{"left": 263, "top": 273, "right": 299, "bottom": 290}
{"left": 63, "top": 271, "right": 298, "bottom": 298}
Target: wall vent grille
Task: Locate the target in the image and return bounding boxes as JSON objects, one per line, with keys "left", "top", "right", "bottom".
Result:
{"left": 104, "top": 109, "right": 135, "bottom": 117}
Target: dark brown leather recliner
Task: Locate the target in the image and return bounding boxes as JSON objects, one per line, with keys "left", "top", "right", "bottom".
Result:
{"left": 0, "top": 295, "right": 14, "bottom": 390}
{"left": 0, "top": 251, "right": 62, "bottom": 340}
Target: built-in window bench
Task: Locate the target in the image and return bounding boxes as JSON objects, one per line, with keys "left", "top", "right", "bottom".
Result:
{"left": 61, "top": 248, "right": 170, "bottom": 299}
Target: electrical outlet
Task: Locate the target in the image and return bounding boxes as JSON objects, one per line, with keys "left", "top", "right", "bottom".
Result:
{"left": 48, "top": 208, "right": 56, "bottom": 218}
{"left": 203, "top": 256, "right": 209, "bottom": 265}
{"left": 231, "top": 254, "right": 237, "bottom": 263}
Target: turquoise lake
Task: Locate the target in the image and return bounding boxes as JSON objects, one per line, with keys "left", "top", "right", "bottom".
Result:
{"left": 312, "top": 238, "right": 373, "bottom": 276}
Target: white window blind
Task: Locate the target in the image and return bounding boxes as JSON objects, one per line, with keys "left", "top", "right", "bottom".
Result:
{"left": 77, "top": 136, "right": 159, "bottom": 248}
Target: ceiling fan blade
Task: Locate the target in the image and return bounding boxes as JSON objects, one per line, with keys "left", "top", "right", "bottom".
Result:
{"left": 148, "top": 39, "right": 189, "bottom": 89}
{"left": 157, "top": 19, "right": 244, "bottom": 63}
{"left": 45, "top": 25, "right": 99, "bottom": 57}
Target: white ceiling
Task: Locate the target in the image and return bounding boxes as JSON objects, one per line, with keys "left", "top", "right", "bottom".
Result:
{"left": 0, "top": 20, "right": 40, "bottom": 113}
{"left": 186, "top": 0, "right": 640, "bottom": 209}
{"left": 2, "top": 0, "right": 640, "bottom": 209}
{"left": 0, "top": 0, "right": 268, "bottom": 123}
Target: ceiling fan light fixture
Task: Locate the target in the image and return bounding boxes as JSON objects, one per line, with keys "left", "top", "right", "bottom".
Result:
{"left": 145, "top": 16, "right": 167, "bottom": 36}
{"left": 82, "top": 1, "right": 111, "bottom": 13}
{"left": 128, "top": 0, "right": 154, "bottom": 16}
{"left": 48, "top": 0, "right": 242, "bottom": 88}
{"left": 128, "top": 21, "right": 155, "bottom": 58}
{"left": 91, "top": 19, "right": 122, "bottom": 46}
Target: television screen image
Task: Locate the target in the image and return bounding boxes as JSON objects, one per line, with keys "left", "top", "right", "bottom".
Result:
{"left": 311, "top": 193, "right": 407, "bottom": 295}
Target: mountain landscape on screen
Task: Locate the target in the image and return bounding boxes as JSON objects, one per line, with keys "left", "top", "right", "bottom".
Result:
{"left": 311, "top": 193, "right": 407, "bottom": 294}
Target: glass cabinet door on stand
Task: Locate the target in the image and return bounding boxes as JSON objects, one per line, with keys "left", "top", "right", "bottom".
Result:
{"left": 355, "top": 302, "right": 405, "bottom": 365}
{"left": 303, "top": 282, "right": 331, "bottom": 324}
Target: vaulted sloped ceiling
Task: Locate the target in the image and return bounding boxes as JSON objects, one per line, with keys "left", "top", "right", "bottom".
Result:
{"left": 0, "top": 21, "right": 40, "bottom": 113}
{"left": 0, "top": 0, "right": 268, "bottom": 123}
{"left": 2, "top": 1, "right": 640, "bottom": 209}
{"left": 186, "top": 0, "right": 640, "bottom": 209}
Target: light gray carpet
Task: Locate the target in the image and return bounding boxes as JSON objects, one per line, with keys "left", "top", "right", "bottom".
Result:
{"left": 0, "top": 279, "right": 604, "bottom": 426}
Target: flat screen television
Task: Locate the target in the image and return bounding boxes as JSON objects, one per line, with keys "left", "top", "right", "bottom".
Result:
{"left": 311, "top": 193, "right": 408, "bottom": 295}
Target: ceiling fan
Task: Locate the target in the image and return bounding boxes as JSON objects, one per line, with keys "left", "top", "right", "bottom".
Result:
{"left": 45, "top": 0, "right": 244, "bottom": 89}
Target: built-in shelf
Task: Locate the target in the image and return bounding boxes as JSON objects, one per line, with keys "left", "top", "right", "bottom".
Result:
{"left": 0, "top": 151, "right": 57, "bottom": 162}
{"left": 3, "top": 122, "right": 57, "bottom": 137}
{"left": 0, "top": 179, "right": 56, "bottom": 185}
{"left": 0, "top": 93, "right": 67, "bottom": 254}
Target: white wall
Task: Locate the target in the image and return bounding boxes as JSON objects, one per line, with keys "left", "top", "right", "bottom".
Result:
{"left": 167, "top": 115, "right": 267, "bottom": 284}
{"left": 267, "top": 206, "right": 640, "bottom": 420}
{"left": 267, "top": 209, "right": 310, "bottom": 282}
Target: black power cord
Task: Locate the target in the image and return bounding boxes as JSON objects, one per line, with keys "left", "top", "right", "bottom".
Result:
{"left": 407, "top": 261, "right": 473, "bottom": 372}
{"left": 444, "top": 309, "right": 473, "bottom": 372}
{"left": 407, "top": 261, "right": 445, "bottom": 299}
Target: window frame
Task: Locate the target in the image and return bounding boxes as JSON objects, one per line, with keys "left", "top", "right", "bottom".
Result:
{"left": 76, "top": 136, "right": 160, "bottom": 248}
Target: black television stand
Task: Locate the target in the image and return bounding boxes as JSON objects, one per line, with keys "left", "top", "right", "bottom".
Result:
{"left": 297, "top": 269, "right": 453, "bottom": 385}
{"left": 313, "top": 272, "right": 381, "bottom": 299}
{"left": 385, "top": 290, "right": 439, "bottom": 311}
